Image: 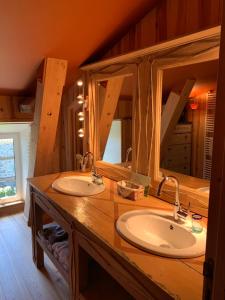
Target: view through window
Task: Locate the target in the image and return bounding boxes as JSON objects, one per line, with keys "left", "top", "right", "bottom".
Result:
{"left": 0, "top": 138, "right": 17, "bottom": 199}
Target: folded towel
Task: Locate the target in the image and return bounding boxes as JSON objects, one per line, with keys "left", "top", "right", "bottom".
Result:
{"left": 52, "top": 241, "right": 69, "bottom": 271}
{"left": 39, "top": 223, "right": 68, "bottom": 245}
{"left": 38, "top": 231, "right": 53, "bottom": 252}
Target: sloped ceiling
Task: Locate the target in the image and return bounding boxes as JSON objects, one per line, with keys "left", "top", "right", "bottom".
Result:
{"left": 0, "top": 0, "right": 158, "bottom": 95}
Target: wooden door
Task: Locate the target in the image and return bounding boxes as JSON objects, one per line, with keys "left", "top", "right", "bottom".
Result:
{"left": 203, "top": 4, "right": 225, "bottom": 299}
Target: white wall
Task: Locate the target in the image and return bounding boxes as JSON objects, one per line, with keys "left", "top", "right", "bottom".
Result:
{"left": 20, "top": 126, "right": 31, "bottom": 200}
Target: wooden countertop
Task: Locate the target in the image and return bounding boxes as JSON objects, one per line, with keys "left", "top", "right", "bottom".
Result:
{"left": 29, "top": 171, "right": 205, "bottom": 300}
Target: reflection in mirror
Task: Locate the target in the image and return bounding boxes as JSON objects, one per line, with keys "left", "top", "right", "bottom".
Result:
{"left": 160, "top": 59, "right": 218, "bottom": 193}
{"left": 98, "top": 75, "right": 134, "bottom": 168}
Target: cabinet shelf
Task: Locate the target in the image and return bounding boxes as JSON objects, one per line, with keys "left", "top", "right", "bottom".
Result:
{"left": 36, "top": 235, "right": 69, "bottom": 282}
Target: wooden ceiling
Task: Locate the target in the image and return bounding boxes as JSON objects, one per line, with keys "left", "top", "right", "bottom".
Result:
{"left": 0, "top": 0, "right": 158, "bottom": 95}
{"left": 163, "top": 59, "right": 219, "bottom": 99}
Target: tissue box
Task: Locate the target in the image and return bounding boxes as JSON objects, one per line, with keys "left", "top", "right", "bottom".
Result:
{"left": 117, "top": 180, "right": 144, "bottom": 200}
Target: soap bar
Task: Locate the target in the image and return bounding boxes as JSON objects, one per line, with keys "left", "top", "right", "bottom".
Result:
{"left": 117, "top": 180, "right": 144, "bottom": 201}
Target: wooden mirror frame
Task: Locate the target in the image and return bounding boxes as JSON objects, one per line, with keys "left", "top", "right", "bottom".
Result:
{"left": 88, "top": 64, "right": 137, "bottom": 181}
{"left": 83, "top": 26, "right": 220, "bottom": 216}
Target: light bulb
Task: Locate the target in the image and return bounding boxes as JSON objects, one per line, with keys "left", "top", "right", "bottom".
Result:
{"left": 77, "top": 79, "right": 83, "bottom": 86}
{"left": 78, "top": 128, "right": 84, "bottom": 133}
{"left": 77, "top": 94, "right": 84, "bottom": 104}
{"left": 78, "top": 128, "right": 84, "bottom": 138}
{"left": 78, "top": 112, "right": 84, "bottom": 121}
{"left": 78, "top": 132, "right": 84, "bottom": 138}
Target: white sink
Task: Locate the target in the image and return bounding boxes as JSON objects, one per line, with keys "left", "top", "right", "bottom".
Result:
{"left": 52, "top": 176, "right": 105, "bottom": 196}
{"left": 116, "top": 209, "right": 206, "bottom": 258}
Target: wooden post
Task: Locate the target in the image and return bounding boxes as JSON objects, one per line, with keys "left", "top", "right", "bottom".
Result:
{"left": 33, "top": 58, "right": 67, "bottom": 176}
{"left": 25, "top": 58, "right": 67, "bottom": 221}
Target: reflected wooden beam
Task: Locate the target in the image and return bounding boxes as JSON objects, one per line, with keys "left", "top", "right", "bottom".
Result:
{"left": 160, "top": 79, "right": 195, "bottom": 161}
{"left": 99, "top": 76, "right": 124, "bottom": 157}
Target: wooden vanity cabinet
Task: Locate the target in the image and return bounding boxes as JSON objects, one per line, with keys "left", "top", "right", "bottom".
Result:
{"left": 30, "top": 187, "right": 160, "bottom": 300}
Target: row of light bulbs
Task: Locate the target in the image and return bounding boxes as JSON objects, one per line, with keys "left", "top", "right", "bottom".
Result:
{"left": 76, "top": 79, "right": 85, "bottom": 138}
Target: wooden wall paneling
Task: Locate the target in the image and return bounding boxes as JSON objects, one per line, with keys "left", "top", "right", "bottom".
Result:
{"left": 187, "top": 93, "right": 208, "bottom": 178}
{"left": 204, "top": 1, "right": 225, "bottom": 297}
{"left": 99, "top": 77, "right": 124, "bottom": 157}
{"left": 0, "top": 96, "right": 12, "bottom": 120}
{"left": 11, "top": 96, "right": 34, "bottom": 120}
{"left": 34, "top": 58, "right": 67, "bottom": 176}
{"left": 61, "top": 84, "right": 80, "bottom": 171}
{"left": 101, "top": 0, "right": 222, "bottom": 60}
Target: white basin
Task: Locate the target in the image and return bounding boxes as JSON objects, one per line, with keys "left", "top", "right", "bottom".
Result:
{"left": 52, "top": 176, "right": 105, "bottom": 196}
{"left": 116, "top": 209, "right": 206, "bottom": 258}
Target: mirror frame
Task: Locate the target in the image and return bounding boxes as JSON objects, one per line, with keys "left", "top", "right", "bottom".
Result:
{"left": 89, "top": 64, "right": 137, "bottom": 181}
{"left": 149, "top": 43, "right": 219, "bottom": 217}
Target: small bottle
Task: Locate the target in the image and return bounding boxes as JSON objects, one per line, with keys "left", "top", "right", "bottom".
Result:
{"left": 192, "top": 214, "right": 203, "bottom": 233}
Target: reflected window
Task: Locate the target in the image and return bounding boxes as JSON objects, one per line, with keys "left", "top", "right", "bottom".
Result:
{"left": 0, "top": 134, "right": 21, "bottom": 202}
{"left": 103, "top": 120, "right": 121, "bottom": 164}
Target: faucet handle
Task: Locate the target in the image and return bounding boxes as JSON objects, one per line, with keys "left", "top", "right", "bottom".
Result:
{"left": 177, "top": 205, "right": 188, "bottom": 219}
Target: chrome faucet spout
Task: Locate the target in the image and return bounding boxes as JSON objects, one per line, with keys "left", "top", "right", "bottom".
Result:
{"left": 83, "top": 151, "right": 103, "bottom": 184}
{"left": 157, "top": 175, "right": 182, "bottom": 221}
{"left": 125, "top": 147, "right": 132, "bottom": 168}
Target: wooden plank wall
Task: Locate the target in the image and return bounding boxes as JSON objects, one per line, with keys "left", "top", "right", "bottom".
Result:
{"left": 101, "top": 0, "right": 222, "bottom": 60}
{"left": 60, "top": 81, "right": 85, "bottom": 172}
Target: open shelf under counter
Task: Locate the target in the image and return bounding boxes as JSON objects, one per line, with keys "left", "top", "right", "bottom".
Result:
{"left": 36, "top": 235, "right": 69, "bottom": 282}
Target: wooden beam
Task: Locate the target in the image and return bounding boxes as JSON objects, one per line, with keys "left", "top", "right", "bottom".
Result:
{"left": 99, "top": 76, "right": 124, "bottom": 157}
{"left": 34, "top": 58, "right": 67, "bottom": 176}
{"left": 160, "top": 79, "right": 195, "bottom": 161}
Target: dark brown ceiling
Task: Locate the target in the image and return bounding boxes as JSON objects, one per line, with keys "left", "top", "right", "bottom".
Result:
{"left": 0, "top": 0, "right": 157, "bottom": 95}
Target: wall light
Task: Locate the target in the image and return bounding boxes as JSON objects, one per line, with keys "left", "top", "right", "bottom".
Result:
{"left": 188, "top": 97, "right": 199, "bottom": 110}
{"left": 77, "top": 94, "right": 84, "bottom": 104}
{"left": 77, "top": 79, "right": 83, "bottom": 87}
{"left": 76, "top": 78, "right": 86, "bottom": 139}
{"left": 78, "top": 111, "right": 84, "bottom": 121}
{"left": 78, "top": 128, "right": 84, "bottom": 138}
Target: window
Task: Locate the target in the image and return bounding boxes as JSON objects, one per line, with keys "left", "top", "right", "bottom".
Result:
{"left": 0, "top": 133, "right": 22, "bottom": 204}
{"left": 103, "top": 120, "right": 122, "bottom": 164}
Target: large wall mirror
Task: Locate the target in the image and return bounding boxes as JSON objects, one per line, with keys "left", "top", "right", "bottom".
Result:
{"left": 98, "top": 74, "right": 134, "bottom": 168}
{"left": 160, "top": 59, "right": 218, "bottom": 191}
{"left": 84, "top": 26, "right": 220, "bottom": 216}
{"left": 150, "top": 33, "right": 220, "bottom": 217}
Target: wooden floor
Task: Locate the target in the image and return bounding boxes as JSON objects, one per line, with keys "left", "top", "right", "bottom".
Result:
{"left": 0, "top": 213, "right": 69, "bottom": 300}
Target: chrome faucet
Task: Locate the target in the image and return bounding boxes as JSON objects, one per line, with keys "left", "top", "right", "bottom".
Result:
{"left": 83, "top": 151, "right": 103, "bottom": 185}
{"left": 125, "top": 147, "right": 132, "bottom": 168}
{"left": 157, "top": 175, "right": 187, "bottom": 221}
